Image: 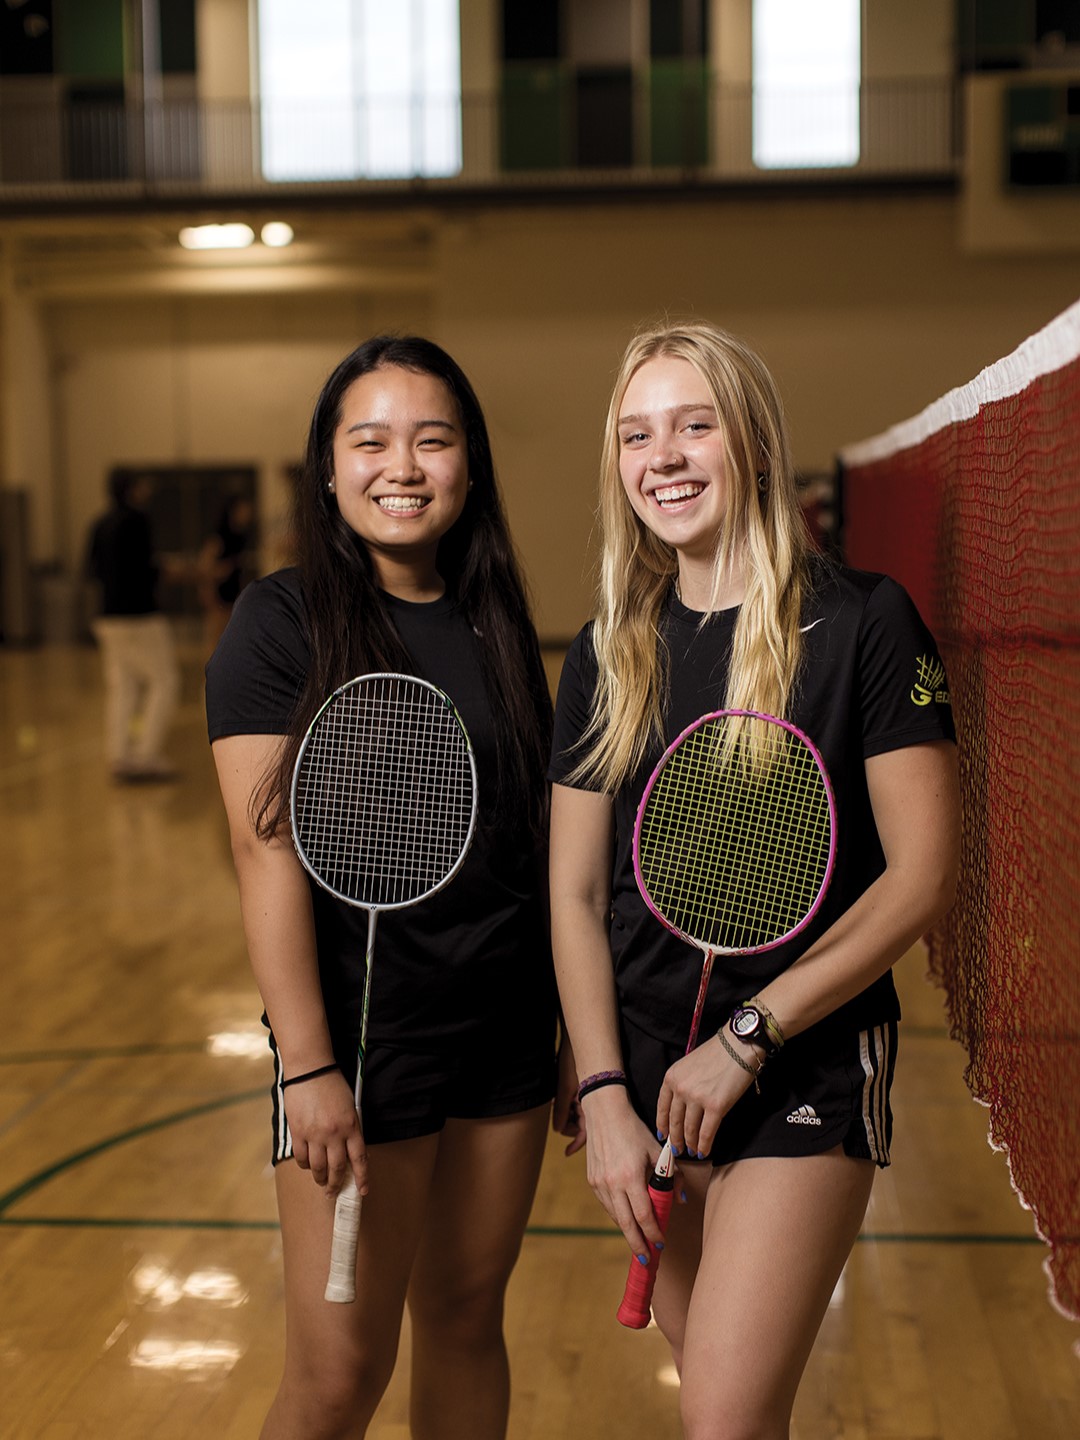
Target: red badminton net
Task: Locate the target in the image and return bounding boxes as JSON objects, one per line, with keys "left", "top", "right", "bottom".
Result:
{"left": 838, "top": 300, "right": 1080, "bottom": 1324}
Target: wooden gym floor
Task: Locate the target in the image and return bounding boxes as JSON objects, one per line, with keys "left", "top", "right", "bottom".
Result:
{"left": 1, "top": 641, "right": 1078, "bottom": 1440}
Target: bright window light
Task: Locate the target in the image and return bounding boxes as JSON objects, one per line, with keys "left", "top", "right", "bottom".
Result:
{"left": 257, "top": 0, "right": 461, "bottom": 182}
{"left": 753, "top": 0, "right": 860, "bottom": 169}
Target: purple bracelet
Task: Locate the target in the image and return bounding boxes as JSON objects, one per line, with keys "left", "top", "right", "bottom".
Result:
{"left": 577, "top": 1068, "right": 627, "bottom": 1102}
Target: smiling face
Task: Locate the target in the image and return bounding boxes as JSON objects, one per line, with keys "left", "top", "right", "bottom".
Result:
{"left": 330, "top": 364, "right": 469, "bottom": 594}
{"left": 616, "top": 354, "right": 731, "bottom": 567}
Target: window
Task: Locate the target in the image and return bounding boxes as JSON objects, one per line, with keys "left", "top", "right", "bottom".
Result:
{"left": 752, "top": 0, "right": 860, "bottom": 169}
{"left": 257, "top": 0, "right": 461, "bottom": 181}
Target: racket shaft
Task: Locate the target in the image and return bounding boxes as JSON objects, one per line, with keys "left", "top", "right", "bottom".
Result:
{"left": 324, "top": 908, "right": 376, "bottom": 1305}
{"left": 617, "top": 1182, "right": 676, "bottom": 1328}
{"left": 684, "top": 949, "right": 714, "bottom": 1052}
{"left": 325, "top": 1177, "right": 363, "bottom": 1303}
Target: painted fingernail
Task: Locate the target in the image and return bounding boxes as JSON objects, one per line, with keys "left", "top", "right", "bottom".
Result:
{"left": 655, "top": 1241, "right": 665, "bottom": 1251}
{"left": 679, "top": 1189, "right": 688, "bottom": 1203}
{"left": 656, "top": 1129, "right": 666, "bottom": 1142}
{"left": 637, "top": 1253, "right": 649, "bottom": 1266}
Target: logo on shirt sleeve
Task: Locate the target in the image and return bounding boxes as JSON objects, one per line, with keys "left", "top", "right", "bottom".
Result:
{"left": 911, "top": 654, "right": 950, "bottom": 708}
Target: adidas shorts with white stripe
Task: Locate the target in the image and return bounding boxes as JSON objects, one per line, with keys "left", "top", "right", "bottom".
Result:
{"left": 621, "top": 1015, "right": 898, "bottom": 1168}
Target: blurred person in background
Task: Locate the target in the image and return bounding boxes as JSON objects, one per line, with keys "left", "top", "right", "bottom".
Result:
{"left": 198, "top": 492, "right": 256, "bottom": 655}
{"left": 86, "top": 472, "right": 180, "bottom": 783}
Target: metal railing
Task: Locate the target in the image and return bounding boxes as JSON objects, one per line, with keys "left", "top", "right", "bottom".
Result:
{"left": 0, "top": 78, "right": 958, "bottom": 205}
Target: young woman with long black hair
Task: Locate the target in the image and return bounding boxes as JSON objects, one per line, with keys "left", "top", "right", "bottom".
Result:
{"left": 207, "top": 336, "right": 567, "bottom": 1440}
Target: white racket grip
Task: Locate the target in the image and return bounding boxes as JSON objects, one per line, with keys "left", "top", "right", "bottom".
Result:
{"left": 324, "top": 1176, "right": 363, "bottom": 1303}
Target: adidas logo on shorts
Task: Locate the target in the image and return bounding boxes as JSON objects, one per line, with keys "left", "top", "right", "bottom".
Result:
{"left": 786, "top": 1104, "right": 822, "bottom": 1126}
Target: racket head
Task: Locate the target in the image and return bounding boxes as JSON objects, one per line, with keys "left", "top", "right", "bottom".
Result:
{"left": 290, "top": 672, "right": 477, "bottom": 912}
{"left": 632, "top": 709, "right": 835, "bottom": 956}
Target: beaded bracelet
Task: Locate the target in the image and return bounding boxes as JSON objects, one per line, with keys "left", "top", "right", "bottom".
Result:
{"left": 577, "top": 1068, "right": 627, "bottom": 1102}
{"left": 281, "top": 1062, "right": 339, "bottom": 1089}
{"left": 717, "top": 1030, "right": 763, "bottom": 1095}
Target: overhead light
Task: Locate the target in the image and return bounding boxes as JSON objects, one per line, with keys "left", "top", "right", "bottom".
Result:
{"left": 178, "top": 223, "right": 255, "bottom": 250}
{"left": 260, "top": 221, "right": 294, "bottom": 248}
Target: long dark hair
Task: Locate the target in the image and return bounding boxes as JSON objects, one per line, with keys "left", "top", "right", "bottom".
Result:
{"left": 257, "top": 335, "right": 552, "bottom": 839}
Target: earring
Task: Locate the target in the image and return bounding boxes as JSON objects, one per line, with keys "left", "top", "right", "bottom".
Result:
{"left": 328, "top": 480, "right": 336, "bottom": 494}
{"left": 757, "top": 473, "right": 768, "bottom": 492}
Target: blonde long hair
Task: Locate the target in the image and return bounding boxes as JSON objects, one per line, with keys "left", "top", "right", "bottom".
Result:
{"left": 572, "top": 321, "right": 812, "bottom": 791}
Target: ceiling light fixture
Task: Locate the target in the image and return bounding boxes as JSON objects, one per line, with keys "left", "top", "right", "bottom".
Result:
{"left": 260, "top": 221, "right": 295, "bottom": 247}
{"left": 178, "top": 223, "right": 255, "bottom": 250}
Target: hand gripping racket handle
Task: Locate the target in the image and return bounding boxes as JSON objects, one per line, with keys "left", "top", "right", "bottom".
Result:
{"left": 324, "top": 1175, "right": 363, "bottom": 1303}
{"left": 617, "top": 1171, "right": 676, "bottom": 1328}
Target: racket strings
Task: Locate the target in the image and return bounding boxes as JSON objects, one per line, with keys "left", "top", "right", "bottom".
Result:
{"left": 310, "top": 701, "right": 466, "bottom": 875}
{"left": 638, "top": 720, "right": 832, "bottom": 951}
{"left": 293, "top": 678, "right": 475, "bottom": 907}
{"left": 298, "top": 717, "right": 470, "bottom": 901}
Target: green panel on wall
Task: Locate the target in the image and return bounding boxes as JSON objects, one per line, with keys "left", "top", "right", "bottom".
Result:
{"left": 1005, "top": 83, "right": 1080, "bottom": 188}
{"left": 500, "top": 63, "right": 571, "bottom": 170}
{"left": 160, "top": 0, "right": 196, "bottom": 75}
{"left": 54, "top": 0, "right": 124, "bottom": 80}
{"left": 973, "top": 0, "right": 1034, "bottom": 48}
{"left": 1007, "top": 85, "right": 1057, "bottom": 127}
{"left": 650, "top": 59, "right": 708, "bottom": 167}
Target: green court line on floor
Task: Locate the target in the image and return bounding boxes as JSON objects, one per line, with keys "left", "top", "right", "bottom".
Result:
{"left": 1, "top": 1088, "right": 1064, "bottom": 1251}
{"left": 0, "top": 1088, "right": 1065, "bottom": 1249}
{"left": 0, "top": 1090, "right": 264, "bottom": 1215}
{"left": 0, "top": 1213, "right": 1060, "bottom": 1246}
{"left": 0, "top": 1215, "right": 281, "bottom": 1231}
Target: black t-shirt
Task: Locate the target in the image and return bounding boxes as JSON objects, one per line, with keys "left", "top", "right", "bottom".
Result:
{"left": 87, "top": 505, "right": 159, "bottom": 616}
{"left": 549, "top": 562, "right": 956, "bottom": 1048}
{"left": 206, "top": 568, "right": 555, "bottom": 1057}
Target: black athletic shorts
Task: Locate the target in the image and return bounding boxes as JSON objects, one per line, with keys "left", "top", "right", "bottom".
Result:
{"left": 621, "top": 1013, "right": 897, "bottom": 1168}
{"left": 267, "top": 1018, "right": 557, "bottom": 1162}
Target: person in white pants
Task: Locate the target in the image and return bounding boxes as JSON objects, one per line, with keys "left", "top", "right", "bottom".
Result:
{"left": 87, "top": 473, "right": 180, "bottom": 782}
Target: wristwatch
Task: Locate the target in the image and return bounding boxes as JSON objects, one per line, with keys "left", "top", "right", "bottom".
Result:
{"left": 728, "top": 1004, "right": 783, "bottom": 1056}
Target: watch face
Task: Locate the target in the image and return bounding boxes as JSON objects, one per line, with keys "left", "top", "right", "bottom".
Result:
{"left": 731, "top": 1007, "right": 760, "bottom": 1040}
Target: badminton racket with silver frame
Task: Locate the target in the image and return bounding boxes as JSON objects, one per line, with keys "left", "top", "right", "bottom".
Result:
{"left": 290, "top": 671, "right": 478, "bottom": 1303}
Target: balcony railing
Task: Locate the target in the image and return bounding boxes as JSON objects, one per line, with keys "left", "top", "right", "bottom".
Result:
{"left": 0, "top": 78, "right": 958, "bottom": 205}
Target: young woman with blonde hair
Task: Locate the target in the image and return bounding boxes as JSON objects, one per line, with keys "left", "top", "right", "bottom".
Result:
{"left": 550, "top": 321, "right": 960, "bottom": 1438}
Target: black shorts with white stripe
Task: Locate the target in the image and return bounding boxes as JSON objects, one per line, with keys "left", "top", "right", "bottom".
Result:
{"left": 621, "top": 1014, "right": 898, "bottom": 1168}
{"left": 265, "top": 1014, "right": 557, "bottom": 1162}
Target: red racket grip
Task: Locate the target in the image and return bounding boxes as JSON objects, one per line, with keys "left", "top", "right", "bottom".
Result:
{"left": 616, "top": 1181, "right": 676, "bottom": 1328}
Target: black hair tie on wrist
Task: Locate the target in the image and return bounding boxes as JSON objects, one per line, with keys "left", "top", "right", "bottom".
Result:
{"left": 282, "top": 1062, "right": 339, "bottom": 1089}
